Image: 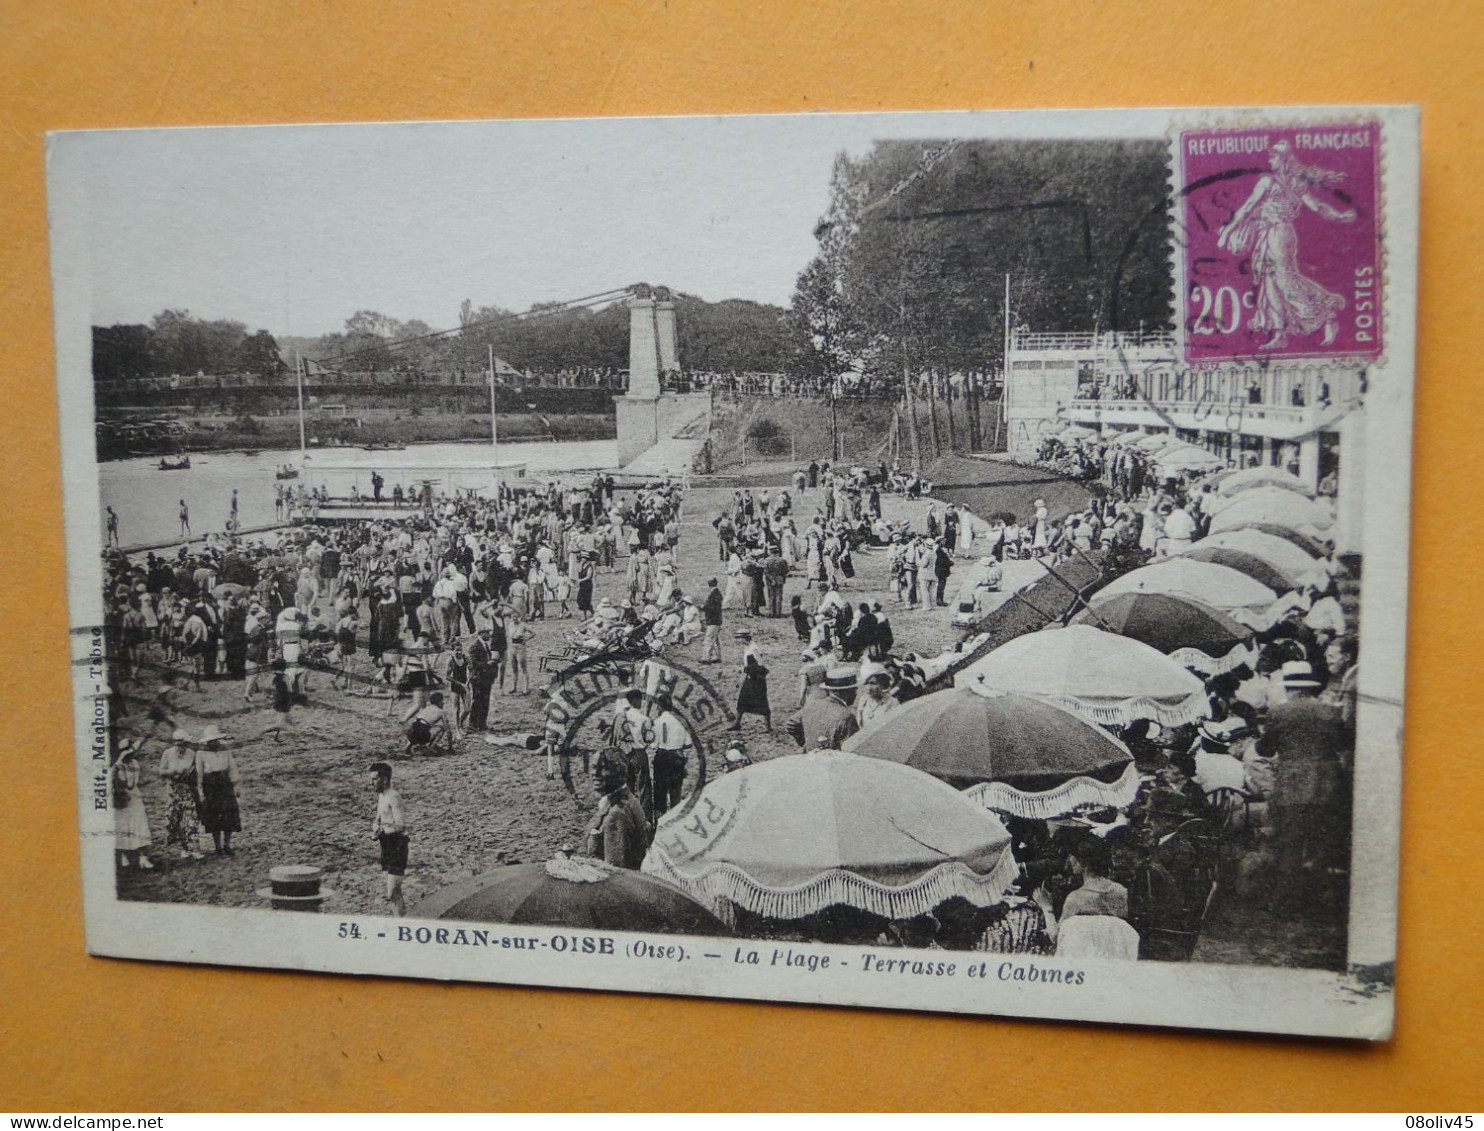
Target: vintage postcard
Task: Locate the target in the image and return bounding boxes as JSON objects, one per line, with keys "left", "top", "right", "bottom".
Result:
{"left": 48, "top": 106, "right": 1417, "bottom": 1038}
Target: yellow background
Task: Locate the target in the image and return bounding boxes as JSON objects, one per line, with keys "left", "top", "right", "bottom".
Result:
{"left": 2, "top": 0, "right": 1480, "bottom": 1111}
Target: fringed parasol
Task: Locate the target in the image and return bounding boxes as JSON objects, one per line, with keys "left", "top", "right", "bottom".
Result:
{"left": 958, "top": 624, "right": 1209, "bottom": 728}
{"left": 843, "top": 688, "right": 1139, "bottom": 819}
{"left": 641, "top": 751, "right": 1018, "bottom": 923}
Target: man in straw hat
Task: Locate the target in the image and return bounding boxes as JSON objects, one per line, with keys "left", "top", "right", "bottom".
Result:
{"left": 784, "top": 665, "right": 859, "bottom": 751}
{"left": 854, "top": 662, "right": 898, "bottom": 731}
{"left": 1257, "top": 660, "right": 1351, "bottom": 899}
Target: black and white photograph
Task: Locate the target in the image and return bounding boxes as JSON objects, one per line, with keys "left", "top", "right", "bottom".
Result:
{"left": 49, "top": 106, "right": 1417, "bottom": 1039}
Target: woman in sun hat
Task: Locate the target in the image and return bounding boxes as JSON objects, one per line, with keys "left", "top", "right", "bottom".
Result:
{"left": 727, "top": 630, "right": 772, "bottom": 733}
{"left": 158, "top": 729, "right": 205, "bottom": 861}
{"left": 113, "top": 739, "right": 154, "bottom": 871}
{"left": 196, "top": 724, "right": 242, "bottom": 856}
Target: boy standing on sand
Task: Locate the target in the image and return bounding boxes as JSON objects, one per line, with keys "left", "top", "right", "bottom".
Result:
{"left": 370, "top": 762, "right": 409, "bottom": 916}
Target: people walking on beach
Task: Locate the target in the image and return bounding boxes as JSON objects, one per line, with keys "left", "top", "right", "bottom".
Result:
{"left": 727, "top": 631, "right": 772, "bottom": 734}
{"left": 613, "top": 689, "right": 655, "bottom": 823}
{"left": 106, "top": 506, "right": 120, "bottom": 548}
{"left": 196, "top": 724, "right": 241, "bottom": 856}
{"left": 651, "top": 694, "right": 690, "bottom": 817}
{"left": 370, "top": 761, "right": 409, "bottom": 915}
{"left": 178, "top": 499, "right": 190, "bottom": 538}
{"left": 700, "top": 577, "right": 723, "bottom": 663}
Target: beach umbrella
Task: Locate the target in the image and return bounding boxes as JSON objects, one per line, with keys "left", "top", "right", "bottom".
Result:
{"left": 1218, "top": 521, "right": 1329, "bottom": 557}
{"left": 211, "top": 582, "right": 249, "bottom": 600}
{"left": 1208, "top": 488, "right": 1334, "bottom": 536}
{"left": 1180, "top": 529, "right": 1318, "bottom": 588}
{"left": 843, "top": 689, "right": 1138, "bottom": 819}
{"left": 1132, "top": 433, "right": 1179, "bottom": 453}
{"left": 1176, "top": 545, "right": 1295, "bottom": 594}
{"left": 1073, "top": 591, "right": 1255, "bottom": 675}
{"left": 958, "top": 624, "right": 1208, "bottom": 728}
{"left": 1214, "top": 465, "right": 1316, "bottom": 498}
{"left": 1091, "top": 559, "right": 1278, "bottom": 621}
{"left": 1108, "top": 431, "right": 1146, "bottom": 447}
{"left": 641, "top": 751, "right": 1018, "bottom": 922}
{"left": 411, "top": 855, "right": 732, "bottom": 936}
{"left": 1155, "top": 445, "right": 1225, "bottom": 475}
{"left": 1057, "top": 425, "right": 1098, "bottom": 443}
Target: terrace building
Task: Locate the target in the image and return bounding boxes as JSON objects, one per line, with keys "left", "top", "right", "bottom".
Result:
{"left": 1004, "top": 327, "right": 1370, "bottom": 551}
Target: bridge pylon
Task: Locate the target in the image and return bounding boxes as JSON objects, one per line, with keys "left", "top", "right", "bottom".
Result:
{"left": 616, "top": 284, "right": 708, "bottom": 470}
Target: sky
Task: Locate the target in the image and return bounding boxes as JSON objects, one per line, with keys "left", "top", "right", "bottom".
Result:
{"left": 61, "top": 108, "right": 1173, "bottom": 339}
{"left": 66, "top": 114, "right": 875, "bottom": 337}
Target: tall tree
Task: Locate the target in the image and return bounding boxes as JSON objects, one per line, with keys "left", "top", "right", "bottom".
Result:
{"left": 237, "top": 329, "right": 285, "bottom": 378}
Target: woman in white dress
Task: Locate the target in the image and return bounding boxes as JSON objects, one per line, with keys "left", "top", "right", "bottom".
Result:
{"left": 780, "top": 520, "right": 799, "bottom": 567}
{"left": 113, "top": 742, "right": 154, "bottom": 870}
{"left": 722, "top": 551, "right": 745, "bottom": 610}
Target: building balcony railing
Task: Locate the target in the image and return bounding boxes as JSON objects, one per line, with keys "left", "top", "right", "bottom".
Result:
{"left": 1063, "top": 396, "right": 1357, "bottom": 440}
{"left": 1011, "top": 329, "right": 1176, "bottom": 353}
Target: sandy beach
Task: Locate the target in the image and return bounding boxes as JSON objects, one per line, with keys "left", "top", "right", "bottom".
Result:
{"left": 114, "top": 471, "right": 1073, "bottom": 917}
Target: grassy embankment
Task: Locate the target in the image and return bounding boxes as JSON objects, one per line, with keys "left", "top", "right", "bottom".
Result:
{"left": 707, "top": 395, "right": 1007, "bottom": 475}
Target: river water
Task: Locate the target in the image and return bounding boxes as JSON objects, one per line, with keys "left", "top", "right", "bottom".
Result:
{"left": 100, "top": 439, "right": 619, "bottom": 548}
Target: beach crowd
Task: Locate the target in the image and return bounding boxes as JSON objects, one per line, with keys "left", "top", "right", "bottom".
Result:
{"left": 103, "top": 439, "right": 1359, "bottom": 963}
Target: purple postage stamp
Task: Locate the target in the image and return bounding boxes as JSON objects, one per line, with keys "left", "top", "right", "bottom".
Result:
{"left": 1178, "top": 122, "right": 1382, "bottom": 365}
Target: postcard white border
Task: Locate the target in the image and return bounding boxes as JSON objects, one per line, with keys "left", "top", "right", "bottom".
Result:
{"left": 48, "top": 105, "right": 1418, "bottom": 1040}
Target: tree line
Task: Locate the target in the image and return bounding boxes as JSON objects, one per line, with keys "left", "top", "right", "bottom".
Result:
{"left": 93, "top": 296, "right": 800, "bottom": 384}
{"left": 787, "top": 137, "right": 1173, "bottom": 455}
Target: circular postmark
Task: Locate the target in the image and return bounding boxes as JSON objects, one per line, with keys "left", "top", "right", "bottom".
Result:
{"left": 541, "top": 647, "right": 735, "bottom": 816}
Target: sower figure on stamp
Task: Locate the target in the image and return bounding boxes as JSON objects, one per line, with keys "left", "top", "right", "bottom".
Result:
{"left": 1218, "top": 140, "right": 1357, "bottom": 351}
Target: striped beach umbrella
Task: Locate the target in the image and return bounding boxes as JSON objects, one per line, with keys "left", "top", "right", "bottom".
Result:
{"left": 1074, "top": 591, "right": 1256, "bottom": 675}
{"left": 1155, "top": 445, "right": 1226, "bottom": 475}
{"left": 843, "top": 689, "right": 1138, "bottom": 819}
{"left": 1181, "top": 529, "right": 1320, "bottom": 589}
{"left": 1213, "top": 465, "right": 1316, "bottom": 498}
{"left": 1091, "top": 559, "right": 1278, "bottom": 622}
{"left": 1207, "top": 488, "right": 1334, "bottom": 536}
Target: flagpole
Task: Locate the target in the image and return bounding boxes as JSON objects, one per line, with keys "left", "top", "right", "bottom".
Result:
{"left": 296, "top": 350, "right": 307, "bottom": 460}
{"left": 488, "top": 344, "right": 499, "bottom": 489}
{"left": 995, "top": 273, "right": 1010, "bottom": 451}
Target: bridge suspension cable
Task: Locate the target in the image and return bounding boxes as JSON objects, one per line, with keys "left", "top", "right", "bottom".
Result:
{"left": 314, "top": 285, "right": 636, "bottom": 368}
